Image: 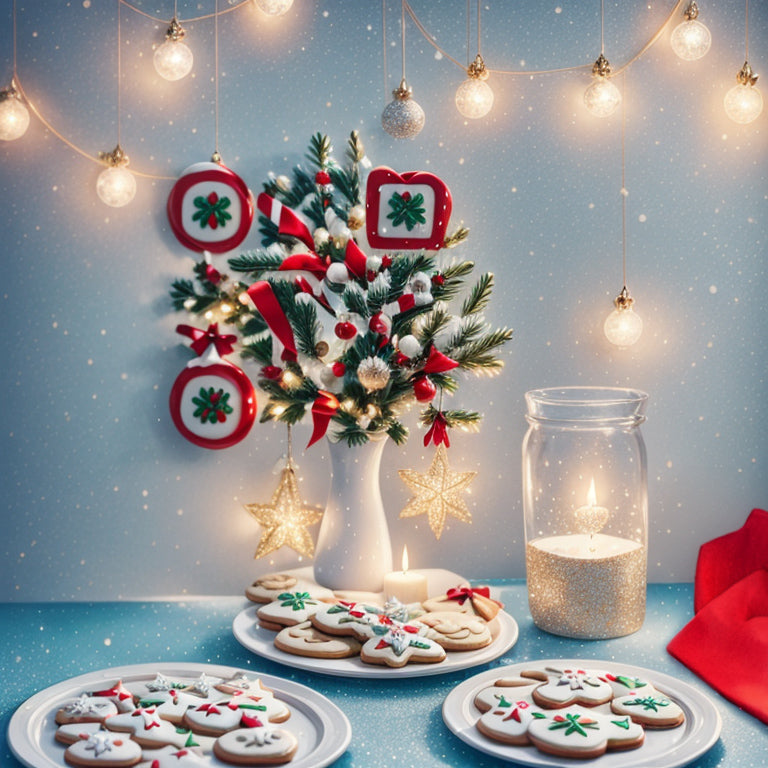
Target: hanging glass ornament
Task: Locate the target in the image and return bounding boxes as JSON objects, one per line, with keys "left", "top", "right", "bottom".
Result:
{"left": 671, "top": 2, "right": 712, "bottom": 61}
{"left": 96, "top": 144, "right": 137, "bottom": 207}
{"left": 154, "top": 17, "right": 194, "bottom": 81}
{"left": 724, "top": 62, "right": 763, "bottom": 124}
{"left": 455, "top": 54, "right": 494, "bottom": 119}
{"left": 0, "top": 83, "right": 29, "bottom": 141}
{"left": 604, "top": 287, "right": 643, "bottom": 347}
{"left": 584, "top": 54, "right": 621, "bottom": 117}
{"left": 381, "top": 78, "right": 425, "bottom": 139}
{"left": 254, "top": 0, "right": 294, "bottom": 16}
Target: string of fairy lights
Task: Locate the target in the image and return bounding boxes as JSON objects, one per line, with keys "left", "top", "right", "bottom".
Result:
{"left": 0, "top": 0, "right": 763, "bottom": 348}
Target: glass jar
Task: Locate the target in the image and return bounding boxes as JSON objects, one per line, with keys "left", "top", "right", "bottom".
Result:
{"left": 522, "top": 387, "right": 649, "bottom": 639}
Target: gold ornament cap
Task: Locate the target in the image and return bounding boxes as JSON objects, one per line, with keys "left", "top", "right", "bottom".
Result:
{"left": 683, "top": 1, "right": 700, "bottom": 20}
{"left": 736, "top": 61, "right": 759, "bottom": 87}
{"left": 165, "top": 17, "right": 187, "bottom": 42}
{"left": 98, "top": 144, "right": 130, "bottom": 168}
{"left": 467, "top": 53, "right": 490, "bottom": 81}
{"left": 591, "top": 53, "right": 613, "bottom": 78}
{"left": 392, "top": 77, "right": 414, "bottom": 101}
{"left": 614, "top": 285, "right": 634, "bottom": 311}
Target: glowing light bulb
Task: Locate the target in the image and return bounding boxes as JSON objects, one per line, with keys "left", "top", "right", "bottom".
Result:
{"left": 604, "top": 288, "right": 643, "bottom": 347}
{"left": 724, "top": 63, "right": 763, "bottom": 124}
{"left": 96, "top": 145, "right": 137, "bottom": 208}
{"left": 671, "top": 2, "right": 711, "bottom": 61}
{"left": 0, "top": 86, "right": 30, "bottom": 141}
{"left": 455, "top": 54, "right": 494, "bottom": 119}
{"left": 254, "top": 0, "right": 294, "bottom": 16}
{"left": 382, "top": 78, "right": 425, "bottom": 139}
{"left": 154, "top": 18, "right": 193, "bottom": 81}
{"left": 584, "top": 54, "right": 621, "bottom": 117}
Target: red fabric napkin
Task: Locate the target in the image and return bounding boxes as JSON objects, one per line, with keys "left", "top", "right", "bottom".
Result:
{"left": 667, "top": 568, "right": 768, "bottom": 724}
{"left": 694, "top": 508, "right": 768, "bottom": 612}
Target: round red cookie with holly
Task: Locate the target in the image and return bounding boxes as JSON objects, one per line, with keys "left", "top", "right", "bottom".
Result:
{"left": 167, "top": 161, "right": 254, "bottom": 254}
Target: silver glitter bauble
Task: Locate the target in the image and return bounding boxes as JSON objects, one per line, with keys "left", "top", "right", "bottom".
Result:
{"left": 381, "top": 78, "right": 425, "bottom": 139}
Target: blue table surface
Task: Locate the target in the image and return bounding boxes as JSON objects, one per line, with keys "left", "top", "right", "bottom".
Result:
{"left": 1, "top": 582, "right": 765, "bottom": 767}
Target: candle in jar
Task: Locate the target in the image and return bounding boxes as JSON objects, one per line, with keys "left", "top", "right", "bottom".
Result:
{"left": 382, "top": 546, "right": 428, "bottom": 604}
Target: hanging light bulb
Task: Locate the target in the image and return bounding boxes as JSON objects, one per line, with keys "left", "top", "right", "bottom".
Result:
{"left": 154, "top": 17, "right": 193, "bottom": 81}
{"left": 254, "top": 0, "right": 294, "bottom": 16}
{"left": 671, "top": 1, "right": 712, "bottom": 61}
{"left": 604, "top": 287, "right": 643, "bottom": 347}
{"left": 0, "top": 82, "right": 29, "bottom": 141}
{"left": 96, "top": 144, "right": 137, "bottom": 207}
{"left": 724, "top": 61, "right": 763, "bottom": 124}
{"left": 584, "top": 54, "right": 621, "bottom": 117}
{"left": 455, "top": 54, "right": 494, "bottom": 119}
{"left": 382, "top": 78, "right": 425, "bottom": 139}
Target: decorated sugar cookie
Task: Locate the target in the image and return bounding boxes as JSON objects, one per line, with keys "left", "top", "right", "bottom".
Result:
{"left": 415, "top": 611, "right": 493, "bottom": 651}
{"left": 522, "top": 667, "right": 614, "bottom": 708}
{"left": 274, "top": 620, "right": 362, "bottom": 659}
{"left": 90, "top": 681, "right": 136, "bottom": 713}
{"left": 54, "top": 722, "right": 103, "bottom": 747}
{"left": 169, "top": 324, "right": 257, "bottom": 450}
{"left": 359, "top": 622, "right": 446, "bottom": 668}
{"left": 135, "top": 746, "right": 208, "bottom": 767}
{"left": 245, "top": 573, "right": 335, "bottom": 604}
{"left": 365, "top": 166, "right": 452, "bottom": 251}
{"left": 526, "top": 710, "right": 645, "bottom": 759}
{"left": 473, "top": 677, "right": 540, "bottom": 714}
{"left": 213, "top": 725, "right": 299, "bottom": 766}
{"left": 183, "top": 691, "right": 289, "bottom": 737}
{"left": 611, "top": 689, "right": 685, "bottom": 729}
{"left": 422, "top": 585, "right": 503, "bottom": 622}
{"left": 63, "top": 730, "right": 142, "bottom": 767}
{"left": 475, "top": 693, "right": 546, "bottom": 746}
{"left": 167, "top": 161, "right": 254, "bottom": 254}
{"left": 55, "top": 694, "right": 118, "bottom": 725}
{"left": 104, "top": 707, "right": 202, "bottom": 750}
{"left": 256, "top": 591, "right": 324, "bottom": 631}
{"left": 310, "top": 601, "right": 385, "bottom": 640}
{"left": 212, "top": 679, "right": 291, "bottom": 724}
{"left": 136, "top": 687, "right": 202, "bottom": 724}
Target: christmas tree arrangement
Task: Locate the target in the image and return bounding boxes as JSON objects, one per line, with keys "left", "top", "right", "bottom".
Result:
{"left": 170, "top": 131, "right": 512, "bottom": 452}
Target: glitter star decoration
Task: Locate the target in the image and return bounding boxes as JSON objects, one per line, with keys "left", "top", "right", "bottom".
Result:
{"left": 398, "top": 444, "right": 477, "bottom": 539}
{"left": 244, "top": 465, "right": 324, "bottom": 559}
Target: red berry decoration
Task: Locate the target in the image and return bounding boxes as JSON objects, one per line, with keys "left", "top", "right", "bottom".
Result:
{"left": 332, "top": 362, "right": 346, "bottom": 377}
{"left": 315, "top": 170, "right": 331, "bottom": 186}
{"left": 335, "top": 321, "right": 357, "bottom": 340}
{"left": 413, "top": 375, "right": 437, "bottom": 402}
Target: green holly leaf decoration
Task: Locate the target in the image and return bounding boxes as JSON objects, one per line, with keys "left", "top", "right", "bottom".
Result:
{"left": 548, "top": 713, "right": 599, "bottom": 737}
{"left": 192, "top": 192, "right": 232, "bottom": 230}
{"left": 624, "top": 696, "right": 670, "bottom": 712}
{"left": 386, "top": 191, "right": 426, "bottom": 231}
{"left": 191, "top": 387, "right": 233, "bottom": 424}
{"left": 278, "top": 591, "right": 314, "bottom": 610}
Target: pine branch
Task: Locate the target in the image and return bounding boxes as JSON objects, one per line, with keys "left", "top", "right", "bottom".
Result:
{"left": 287, "top": 299, "right": 320, "bottom": 357}
{"left": 328, "top": 166, "right": 360, "bottom": 207}
{"left": 306, "top": 133, "right": 332, "bottom": 169}
{"left": 461, "top": 272, "right": 495, "bottom": 316}
{"left": 240, "top": 336, "right": 274, "bottom": 367}
{"left": 342, "top": 282, "right": 369, "bottom": 317}
{"left": 451, "top": 327, "right": 514, "bottom": 371}
{"left": 442, "top": 226, "right": 470, "bottom": 249}
{"left": 416, "top": 306, "right": 451, "bottom": 347}
{"left": 228, "top": 250, "right": 284, "bottom": 275}
{"left": 432, "top": 260, "right": 474, "bottom": 302}
{"left": 421, "top": 404, "right": 482, "bottom": 430}
{"left": 346, "top": 130, "right": 366, "bottom": 164}
{"left": 240, "top": 315, "right": 269, "bottom": 336}
{"left": 169, "top": 279, "right": 218, "bottom": 313}
{"left": 441, "top": 315, "right": 486, "bottom": 353}
{"left": 386, "top": 420, "right": 409, "bottom": 445}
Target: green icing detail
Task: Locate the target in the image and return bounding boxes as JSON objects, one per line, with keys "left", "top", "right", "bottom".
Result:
{"left": 549, "top": 713, "right": 599, "bottom": 737}
{"left": 277, "top": 591, "right": 314, "bottom": 610}
{"left": 386, "top": 191, "right": 426, "bottom": 231}
{"left": 624, "top": 696, "right": 669, "bottom": 712}
{"left": 611, "top": 718, "right": 631, "bottom": 730}
{"left": 496, "top": 694, "right": 512, "bottom": 708}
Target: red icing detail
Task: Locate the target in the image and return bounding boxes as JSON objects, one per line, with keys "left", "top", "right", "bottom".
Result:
{"left": 502, "top": 708, "right": 522, "bottom": 723}
{"left": 375, "top": 639, "right": 388, "bottom": 650}
{"left": 114, "top": 739, "right": 124, "bottom": 746}
{"left": 240, "top": 713, "right": 264, "bottom": 728}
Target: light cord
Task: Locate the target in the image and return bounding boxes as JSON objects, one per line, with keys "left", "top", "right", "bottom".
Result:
{"left": 214, "top": 0, "right": 220, "bottom": 158}
{"left": 116, "top": 0, "right": 122, "bottom": 147}
{"left": 401, "top": 0, "right": 406, "bottom": 81}
{"left": 621, "top": 71, "right": 627, "bottom": 289}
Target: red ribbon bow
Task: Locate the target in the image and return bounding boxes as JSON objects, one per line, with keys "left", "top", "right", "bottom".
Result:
{"left": 424, "top": 411, "right": 450, "bottom": 448}
{"left": 307, "top": 390, "right": 340, "bottom": 448}
{"left": 422, "top": 346, "right": 460, "bottom": 374}
{"left": 176, "top": 323, "right": 237, "bottom": 357}
{"left": 445, "top": 585, "right": 491, "bottom": 604}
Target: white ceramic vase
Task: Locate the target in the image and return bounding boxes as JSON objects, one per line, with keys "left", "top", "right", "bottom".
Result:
{"left": 313, "top": 436, "right": 393, "bottom": 592}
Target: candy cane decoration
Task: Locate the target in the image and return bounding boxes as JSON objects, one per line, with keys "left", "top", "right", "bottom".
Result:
{"left": 257, "top": 192, "right": 315, "bottom": 252}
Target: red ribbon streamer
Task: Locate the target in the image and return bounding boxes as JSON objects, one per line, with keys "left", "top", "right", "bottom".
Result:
{"left": 423, "top": 411, "right": 451, "bottom": 448}
{"left": 279, "top": 252, "right": 329, "bottom": 279}
{"left": 445, "top": 585, "right": 491, "bottom": 604}
{"left": 176, "top": 323, "right": 236, "bottom": 357}
{"left": 344, "top": 239, "right": 368, "bottom": 279}
{"left": 423, "top": 346, "right": 460, "bottom": 374}
{"left": 246, "top": 281, "right": 298, "bottom": 362}
{"left": 257, "top": 192, "right": 315, "bottom": 251}
{"left": 307, "top": 390, "right": 340, "bottom": 448}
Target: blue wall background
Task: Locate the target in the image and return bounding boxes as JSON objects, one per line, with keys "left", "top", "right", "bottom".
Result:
{"left": 1, "top": 0, "right": 765, "bottom": 601}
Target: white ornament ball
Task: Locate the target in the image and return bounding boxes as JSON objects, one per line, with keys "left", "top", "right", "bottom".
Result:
{"left": 584, "top": 77, "right": 622, "bottom": 117}
{"left": 366, "top": 256, "right": 382, "bottom": 273}
{"left": 357, "top": 356, "right": 391, "bottom": 391}
{"left": 604, "top": 306, "right": 643, "bottom": 347}
{"left": 670, "top": 19, "right": 712, "bottom": 61}
{"left": 313, "top": 227, "right": 330, "bottom": 248}
{"left": 326, "top": 262, "right": 349, "bottom": 285}
{"left": 382, "top": 96, "right": 425, "bottom": 139}
{"left": 254, "top": 0, "right": 294, "bottom": 16}
{"left": 96, "top": 166, "right": 137, "bottom": 207}
{"left": 455, "top": 77, "right": 494, "bottom": 119}
{"left": 0, "top": 94, "right": 30, "bottom": 141}
{"left": 724, "top": 84, "right": 763, "bottom": 124}
{"left": 347, "top": 204, "right": 365, "bottom": 230}
{"left": 398, "top": 335, "right": 422, "bottom": 359}
{"left": 153, "top": 39, "right": 194, "bottom": 81}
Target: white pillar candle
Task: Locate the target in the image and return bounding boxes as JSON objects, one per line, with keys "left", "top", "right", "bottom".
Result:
{"left": 382, "top": 546, "right": 428, "bottom": 604}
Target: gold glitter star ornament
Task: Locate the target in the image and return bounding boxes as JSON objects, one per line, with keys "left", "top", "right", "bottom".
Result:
{"left": 398, "top": 444, "right": 477, "bottom": 540}
{"left": 245, "top": 465, "right": 324, "bottom": 559}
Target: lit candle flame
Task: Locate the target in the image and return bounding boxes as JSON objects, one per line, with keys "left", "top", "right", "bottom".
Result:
{"left": 401, "top": 545, "right": 410, "bottom": 573}
{"left": 586, "top": 477, "right": 597, "bottom": 507}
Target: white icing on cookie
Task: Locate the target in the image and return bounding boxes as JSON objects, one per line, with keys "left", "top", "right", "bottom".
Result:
{"left": 213, "top": 725, "right": 299, "bottom": 765}
{"left": 55, "top": 694, "right": 118, "bottom": 724}
{"left": 64, "top": 730, "right": 142, "bottom": 765}
{"left": 359, "top": 622, "right": 446, "bottom": 667}
{"left": 257, "top": 591, "right": 324, "bottom": 628}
